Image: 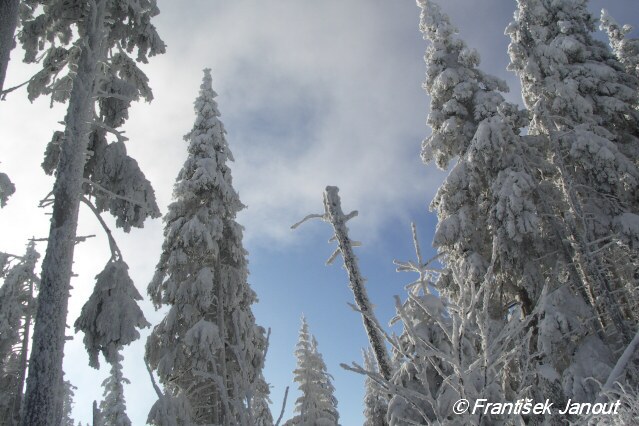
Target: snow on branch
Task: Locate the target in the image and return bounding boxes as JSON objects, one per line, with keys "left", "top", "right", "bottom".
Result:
{"left": 74, "top": 259, "right": 150, "bottom": 368}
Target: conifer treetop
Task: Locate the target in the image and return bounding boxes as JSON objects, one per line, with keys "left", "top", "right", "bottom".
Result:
{"left": 418, "top": 0, "right": 513, "bottom": 169}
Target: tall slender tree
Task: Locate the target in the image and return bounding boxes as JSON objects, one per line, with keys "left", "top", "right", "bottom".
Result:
{"left": 0, "top": 242, "right": 39, "bottom": 426}
{"left": 19, "top": 1, "right": 164, "bottom": 423}
{"left": 285, "top": 317, "right": 339, "bottom": 426}
{"left": 146, "top": 69, "right": 270, "bottom": 425}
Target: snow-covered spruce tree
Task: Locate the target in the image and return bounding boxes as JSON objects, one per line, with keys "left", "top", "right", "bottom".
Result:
{"left": 146, "top": 69, "right": 270, "bottom": 425}
{"left": 600, "top": 9, "right": 639, "bottom": 79}
{"left": 97, "top": 351, "right": 132, "bottom": 426}
{"left": 362, "top": 348, "right": 388, "bottom": 426}
{"left": 285, "top": 317, "right": 339, "bottom": 426}
{"left": 507, "top": 0, "right": 639, "bottom": 350}
{"left": 418, "top": 0, "right": 542, "bottom": 319}
{"left": 0, "top": 242, "right": 39, "bottom": 425}
{"left": 20, "top": 1, "right": 164, "bottom": 424}
{"left": 415, "top": 1, "right": 563, "bottom": 418}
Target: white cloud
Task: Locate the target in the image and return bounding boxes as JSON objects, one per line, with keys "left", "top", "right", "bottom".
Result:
{"left": 120, "top": 1, "right": 442, "bottom": 249}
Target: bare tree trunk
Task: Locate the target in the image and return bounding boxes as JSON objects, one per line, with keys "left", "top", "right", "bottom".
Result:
{"left": 0, "top": 0, "right": 20, "bottom": 92}
{"left": 21, "top": 2, "right": 107, "bottom": 424}
{"left": 323, "top": 186, "right": 393, "bottom": 381}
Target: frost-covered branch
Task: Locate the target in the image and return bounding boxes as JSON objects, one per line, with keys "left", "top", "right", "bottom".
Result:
{"left": 91, "top": 119, "right": 129, "bottom": 143}
{"left": 273, "top": 386, "right": 289, "bottom": 426}
{"left": 80, "top": 196, "right": 121, "bottom": 261}
{"left": 83, "top": 178, "right": 150, "bottom": 210}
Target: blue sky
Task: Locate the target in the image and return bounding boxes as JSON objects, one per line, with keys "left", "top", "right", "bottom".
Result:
{"left": 0, "top": 1, "right": 638, "bottom": 425}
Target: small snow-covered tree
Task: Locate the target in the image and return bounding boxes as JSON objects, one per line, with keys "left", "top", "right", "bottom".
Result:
{"left": 252, "top": 372, "right": 274, "bottom": 426}
{"left": 362, "top": 348, "right": 388, "bottom": 426}
{"left": 251, "top": 378, "right": 274, "bottom": 426}
{"left": 97, "top": 351, "right": 132, "bottom": 426}
{"left": 0, "top": 168, "right": 15, "bottom": 207}
{"left": 59, "top": 378, "right": 77, "bottom": 426}
{"left": 600, "top": 9, "right": 639, "bottom": 78}
{"left": 146, "top": 69, "right": 269, "bottom": 425}
{"left": 20, "top": 0, "right": 164, "bottom": 423}
{"left": 285, "top": 317, "right": 339, "bottom": 426}
{"left": 0, "top": 242, "right": 39, "bottom": 425}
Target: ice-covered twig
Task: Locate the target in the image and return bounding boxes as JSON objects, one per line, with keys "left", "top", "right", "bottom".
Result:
{"left": 81, "top": 196, "right": 122, "bottom": 261}
{"left": 74, "top": 234, "right": 96, "bottom": 245}
{"left": 290, "top": 213, "right": 326, "bottom": 229}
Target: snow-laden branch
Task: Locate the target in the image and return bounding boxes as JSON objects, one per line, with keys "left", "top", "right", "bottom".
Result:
{"left": 83, "top": 178, "right": 150, "bottom": 210}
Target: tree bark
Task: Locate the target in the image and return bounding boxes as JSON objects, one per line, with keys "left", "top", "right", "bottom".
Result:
{"left": 0, "top": 0, "right": 20, "bottom": 93}
{"left": 21, "top": 2, "right": 107, "bottom": 424}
